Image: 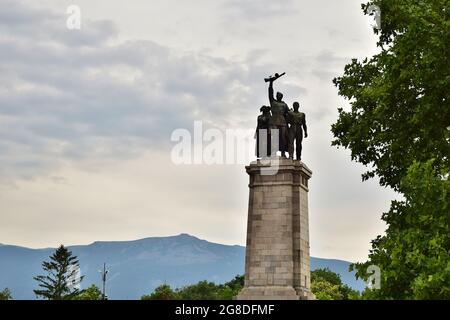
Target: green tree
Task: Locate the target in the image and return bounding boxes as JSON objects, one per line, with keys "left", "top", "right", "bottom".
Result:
{"left": 311, "top": 268, "right": 360, "bottom": 300}
{"left": 352, "top": 161, "right": 449, "bottom": 299}
{"left": 141, "top": 276, "right": 245, "bottom": 300}
{"left": 216, "top": 275, "right": 244, "bottom": 299}
{"left": 33, "top": 245, "right": 84, "bottom": 300}
{"left": 176, "top": 281, "right": 220, "bottom": 300}
{"left": 332, "top": 0, "right": 449, "bottom": 190}
{"left": 332, "top": 0, "right": 449, "bottom": 299}
{"left": 141, "top": 284, "right": 179, "bottom": 300}
{"left": 311, "top": 279, "right": 343, "bottom": 300}
{"left": 222, "top": 274, "right": 244, "bottom": 291}
{"left": 311, "top": 268, "right": 342, "bottom": 286}
{"left": 72, "top": 285, "right": 102, "bottom": 300}
{"left": 0, "top": 288, "right": 12, "bottom": 300}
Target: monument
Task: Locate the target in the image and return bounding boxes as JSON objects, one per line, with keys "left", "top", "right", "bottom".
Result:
{"left": 237, "top": 73, "right": 314, "bottom": 300}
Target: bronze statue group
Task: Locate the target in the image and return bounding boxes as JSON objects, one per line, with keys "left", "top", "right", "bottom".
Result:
{"left": 256, "top": 73, "right": 308, "bottom": 160}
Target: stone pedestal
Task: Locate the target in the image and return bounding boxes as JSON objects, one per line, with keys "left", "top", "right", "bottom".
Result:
{"left": 236, "top": 157, "right": 314, "bottom": 300}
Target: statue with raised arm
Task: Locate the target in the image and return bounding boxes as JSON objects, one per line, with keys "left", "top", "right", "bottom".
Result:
{"left": 287, "top": 101, "right": 308, "bottom": 160}
{"left": 267, "top": 73, "right": 289, "bottom": 157}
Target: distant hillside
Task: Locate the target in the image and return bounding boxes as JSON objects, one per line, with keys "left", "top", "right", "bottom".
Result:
{"left": 0, "top": 234, "right": 365, "bottom": 299}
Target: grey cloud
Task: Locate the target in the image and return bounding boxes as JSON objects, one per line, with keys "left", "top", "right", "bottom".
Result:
{"left": 0, "top": 1, "right": 272, "bottom": 182}
{"left": 311, "top": 69, "right": 339, "bottom": 82}
{"left": 0, "top": 1, "right": 117, "bottom": 46}
{"left": 311, "top": 51, "right": 349, "bottom": 81}
{"left": 314, "top": 50, "right": 349, "bottom": 68}
{"left": 224, "top": 0, "right": 297, "bottom": 19}
{"left": 0, "top": 0, "right": 56, "bottom": 26}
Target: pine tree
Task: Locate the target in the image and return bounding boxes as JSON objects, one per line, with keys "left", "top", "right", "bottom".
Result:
{"left": 33, "top": 245, "right": 84, "bottom": 300}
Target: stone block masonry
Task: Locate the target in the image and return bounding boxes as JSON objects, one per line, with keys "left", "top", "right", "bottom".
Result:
{"left": 237, "top": 157, "right": 315, "bottom": 300}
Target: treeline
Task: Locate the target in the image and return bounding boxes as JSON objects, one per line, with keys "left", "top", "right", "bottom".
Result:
{"left": 141, "top": 269, "right": 361, "bottom": 300}
{"left": 141, "top": 275, "right": 244, "bottom": 300}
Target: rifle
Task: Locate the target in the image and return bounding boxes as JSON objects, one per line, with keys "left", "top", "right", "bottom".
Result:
{"left": 264, "top": 72, "right": 286, "bottom": 83}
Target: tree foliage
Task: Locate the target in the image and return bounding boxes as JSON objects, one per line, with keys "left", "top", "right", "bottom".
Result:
{"left": 311, "top": 268, "right": 360, "bottom": 300}
{"left": 141, "top": 275, "right": 244, "bottom": 300}
{"left": 141, "top": 272, "right": 362, "bottom": 300}
{"left": 72, "top": 285, "right": 102, "bottom": 300}
{"left": 332, "top": 0, "right": 449, "bottom": 190}
{"left": 33, "top": 245, "right": 84, "bottom": 300}
{"left": 311, "top": 279, "right": 343, "bottom": 300}
{"left": 0, "top": 288, "right": 12, "bottom": 300}
{"left": 141, "top": 284, "right": 179, "bottom": 300}
{"left": 332, "top": 0, "right": 449, "bottom": 299}
{"left": 176, "top": 281, "right": 221, "bottom": 300}
{"left": 352, "top": 161, "right": 449, "bottom": 299}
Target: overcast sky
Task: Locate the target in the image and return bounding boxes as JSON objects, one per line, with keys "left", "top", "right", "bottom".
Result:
{"left": 0, "top": 0, "right": 397, "bottom": 262}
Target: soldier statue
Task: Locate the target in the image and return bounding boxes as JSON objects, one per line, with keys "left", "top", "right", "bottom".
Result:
{"left": 267, "top": 73, "right": 289, "bottom": 158}
{"left": 255, "top": 105, "right": 271, "bottom": 158}
{"left": 255, "top": 73, "right": 308, "bottom": 160}
{"left": 287, "top": 101, "right": 308, "bottom": 160}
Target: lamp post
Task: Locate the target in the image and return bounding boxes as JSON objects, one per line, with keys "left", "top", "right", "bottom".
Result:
{"left": 99, "top": 263, "right": 108, "bottom": 300}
